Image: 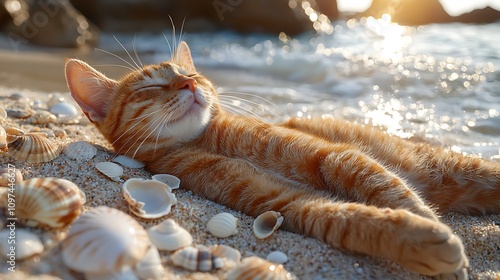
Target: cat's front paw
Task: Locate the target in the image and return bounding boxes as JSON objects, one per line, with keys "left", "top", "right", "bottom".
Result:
{"left": 396, "top": 214, "right": 468, "bottom": 277}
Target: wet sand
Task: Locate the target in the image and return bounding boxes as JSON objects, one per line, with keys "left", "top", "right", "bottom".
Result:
{"left": 0, "top": 47, "right": 499, "bottom": 279}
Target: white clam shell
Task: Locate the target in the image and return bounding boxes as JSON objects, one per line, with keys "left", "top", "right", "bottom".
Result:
{"left": 147, "top": 219, "right": 192, "bottom": 251}
{"left": 0, "top": 229, "right": 43, "bottom": 260}
{"left": 7, "top": 133, "right": 61, "bottom": 163}
{"left": 253, "top": 211, "right": 284, "bottom": 239}
{"left": 64, "top": 141, "right": 97, "bottom": 161}
{"left": 209, "top": 244, "right": 241, "bottom": 263}
{"left": 95, "top": 162, "right": 123, "bottom": 181}
{"left": 1, "top": 177, "right": 85, "bottom": 228}
{"left": 26, "top": 111, "right": 58, "bottom": 124}
{"left": 133, "top": 245, "right": 166, "bottom": 280}
{"left": 49, "top": 102, "right": 79, "bottom": 117}
{"left": 170, "top": 246, "right": 224, "bottom": 272}
{"left": 266, "top": 251, "right": 288, "bottom": 264}
{"left": 0, "top": 167, "right": 23, "bottom": 187}
{"left": 0, "top": 126, "right": 6, "bottom": 148}
{"left": 226, "top": 256, "right": 294, "bottom": 280}
{"left": 113, "top": 155, "right": 145, "bottom": 168}
{"left": 206, "top": 212, "right": 239, "bottom": 238}
{"left": 151, "top": 174, "right": 180, "bottom": 190}
{"left": 61, "top": 206, "right": 150, "bottom": 274}
{"left": 123, "top": 178, "right": 177, "bottom": 219}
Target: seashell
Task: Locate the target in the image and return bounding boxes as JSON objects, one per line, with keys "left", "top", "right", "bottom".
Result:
{"left": 147, "top": 219, "right": 192, "bottom": 251}
{"left": 0, "top": 126, "right": 6, "bottom": 149}
{"left": 0, "top": 167, "right": 23, "bottom": 187}
{"left": 4, "top": 126, "right": 25, "bottom": 136}
{"left": 123, "top": 178, "right": 177, "bottom": 219}
{"left": 0, "top": 107, "right": 7, "bottom": 118}
{"left": 64, "top": 141, "right": 97, "bottom": 161}
{"left": 7, "top": 133, "right": 61, "bottom": 163}
{"left": 253, "top": 211, "right": 284, "bottom": 239}
{"left": 226, "top": 256, "right": 294, "bottom": 280}
{"left": 85, "top": 267, "right": 139, "bottom": 280}
{"left": 49, "top": 102, "right": 79, "bottom": 117}
{"left": 113, "top": 155, "right": 145, "bottom": 168}
{"left": 170, "top": 246, "right": 224, "bottom": 272}
{"left": 2, "top": 177, "right": 85, "bottom": 228}
{"left": 266, "top": 251, "right": 288, "bottom": 264}
{"left": 209, "top": 244, "right": 241, "bottom": 263}
{"left": 53, "top": 128, "right": 67, "bottom": 138}
{"left": 0, "top": 229, "right": 43, "bottom": 260}
{"left": 206, "top": 212, "right": 239, "bottom": 238}
{"left": 133, "top": 245, "right": 166, "bottom": 280}
{"left": 61, "top": 206, "right": 150, "bottom": 274}
{"left": 151, "top": 174, "right": 180, "bottom": 190}
{"left": 26, "top": 111, "right": 58, "bottom": 124}
{"left": 6, "top": 108, "right": 33, "bottom": 119}
{"left": 95, "top": 162, "right": 123, "bottom": 181}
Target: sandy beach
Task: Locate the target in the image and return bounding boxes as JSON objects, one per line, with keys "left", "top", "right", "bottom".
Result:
{"left": 0, "top": 46, "right": 499, "bottom": 280}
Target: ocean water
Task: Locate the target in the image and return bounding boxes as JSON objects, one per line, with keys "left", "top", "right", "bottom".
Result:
{"left": 103, "top": 18, "right": 500, "bottom": 160}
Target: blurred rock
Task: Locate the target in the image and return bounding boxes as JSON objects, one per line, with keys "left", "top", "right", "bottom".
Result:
{"left": 358, "top": 0, "right": 500, "bottom": 25}
{"left": 70, "top": 0, "right": 338, "bottom": 35}
{"left": 0, "top": 0, "right": 98, "bottom": 48}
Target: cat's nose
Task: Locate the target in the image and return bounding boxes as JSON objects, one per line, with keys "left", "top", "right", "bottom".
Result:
{"left": 176, "top": 77, "right": 197, "bottom": 93}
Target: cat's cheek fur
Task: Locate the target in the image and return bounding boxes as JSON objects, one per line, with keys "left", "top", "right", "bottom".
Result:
{"left": 169, "top": 106, "right": 212, "bottom": 142}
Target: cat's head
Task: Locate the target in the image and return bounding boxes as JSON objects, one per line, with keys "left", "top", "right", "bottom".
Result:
{"left": 65, "top": 41, "right": 219, "bottom": 160}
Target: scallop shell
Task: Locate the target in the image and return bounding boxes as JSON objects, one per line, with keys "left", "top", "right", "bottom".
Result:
{"left": 151, "top": 174, "right": 180, "bottom": 190}
{"left": 26, "top": 111, "right": 58, "bottom": 124}
{"left": 209, "top": 244, "right": 241, "bottom": 263}
{"left": 206, "top": 212, "right": 239, "bottom": 238}
{"left": 266, "top": 251, "right": 288, "bottom": 264}
{"left": 2, "top": 177, "right": 85, "bottom": 228}
{"left": 95, "top": 162, "right": 123, "bottom": 181}
{"left": 123, "top": 178, "right": 177, "bottom": 219}
{"left": 7, "top": 133, "right": 61, "bottom": 163}
{"left": 64, "top": 141, "right": 97, "bottom": 161}
{"left": 0, "top": 229, "right": 44, "bottom": 260}
{"left": 49, "top": 102, "right": 79, "bottom": 117}
{"left": 133, "top": 245, "right": 167, "bottom": 280}
{"left": 253, "top": 211, "right": 284, "bottom": 239}
{"left": 147, "top": 219, "right": 192, "bottom": 251}
{"left": 113, "top": 155, "right": 145, "bottom": 168}
{"left": 61, "top": 206, "right": 150, "bottom": 274}
{"left": 0, "top": 167, "right": 23, "bottom": 187}
{"left": 226, "top": 256, "right": 294, "bottom": 280}
{"left": 0, "top": 126, "right": 6, "bottom": 149}
{"left": 170, "top": 246, "right": 224, "bottom": 272}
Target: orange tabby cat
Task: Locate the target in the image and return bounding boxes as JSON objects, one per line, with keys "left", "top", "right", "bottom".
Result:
{"left": 65, "top": 41, "right": 500, "bottom": 278}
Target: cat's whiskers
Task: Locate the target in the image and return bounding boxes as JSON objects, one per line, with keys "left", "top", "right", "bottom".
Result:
{"left": 217, "top": 99, "right": 266, "bottom": 123}
{"left": 94, "top": 48, "right": 140, "bottom": 72}
{"left": 151, "top": 111, "right": 176, "bottom": 157}
{"left": 129, "top": 109, "right": 173, "bottom": 158}
{"left": 132, "top": 34, "right": 144, "bottom": 68}
{"left": 92, "top": 64, "right": 137, "bottom": 72}
{"left": 113, "top": 35, "right": 142, "bottom": 71}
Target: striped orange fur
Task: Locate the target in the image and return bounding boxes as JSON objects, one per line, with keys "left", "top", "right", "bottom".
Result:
{"left": 65, "top": 41, "right": 500, "bottom": 278}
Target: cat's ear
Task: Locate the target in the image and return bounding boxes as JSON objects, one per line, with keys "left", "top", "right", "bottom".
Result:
{"left": 65, "top": 59, "right": 118, "bottom": 123}
{"left": 172, "top": 41, "right": 196, "bottom": 72}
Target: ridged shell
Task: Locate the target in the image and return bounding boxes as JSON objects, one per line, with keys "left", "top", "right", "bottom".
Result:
{"left": 7, "top": 133, "right": 61, "bottom": 163}
{"left": 26, "top": 111, "right": 58, "bottom": 124}
{"left": 113, "top": 155, "right": 145, "bottom": 168}
{"left": 206, "top": 212, "right": 239, "bottom": 238}
{"left": 170, "top": 246, "right": 224, "bottom": 272}
{"left": 0, "top": 167, "right": 23, "bottom": 187}
{"left": 61, "top": 206, "right": 150, "bottom": 274}
{"left": 151, "top": 174, "right": 180, "bottom": 190}
{"left": 64, "top": 141, "right": 97, "bottom": 161}
{"left": 227, "top": 256, "right": 294, "bottom": 280}
{"left": 147, "top": 219, "right": 192, "bottom": 251}
{"left": 49, "top": 102, "right": 79, "bottom": 117}
{"left": 209, "top": 244, "right": 241, "bottom": 263}
{"left": 0, "top": 229, "right": 43, "bottom": 260}
{"left": 266, "top": 251, "right": 288, "bottom": 264}
{"left": 4, "top": 177, "right": 85, "bottom": 228}
{"left": 123, "top": 178, "right": 177, "bottom": 219}
{"left": 95, "top": 162, "right": 123, "bottom": 181}
{"left": 0, "top": 126, "right": 6, "bottom": 148}
{"left": 253, "top": 211, "right": 284, "bottom": 239}
{"left": 133, "top": 245, "right": 167, "bottom": 280}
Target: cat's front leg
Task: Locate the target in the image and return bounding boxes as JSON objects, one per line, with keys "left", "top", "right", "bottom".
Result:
{"left": 319, "top": 147, "right": 440, "bottom": 221}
